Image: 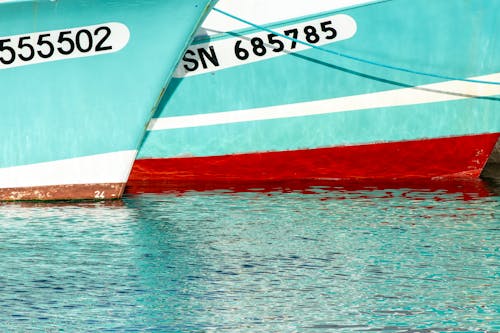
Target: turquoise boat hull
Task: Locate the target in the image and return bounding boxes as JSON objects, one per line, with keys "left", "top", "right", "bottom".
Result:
{"left": 0, "top": 0, "right": 217, "bottom": 200}
{"left": 133, "top": 0, "right": 500, "bottom": 183}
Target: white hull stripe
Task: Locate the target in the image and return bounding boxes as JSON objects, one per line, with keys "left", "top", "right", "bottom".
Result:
{"left": 199, "top": 0, "right": 377, "bottom": 37}
{"left": 148, "top": 73, "right": 500, "bottom": 131}
{"left": 0, "top": 150, "right": 137, "bottom": 188}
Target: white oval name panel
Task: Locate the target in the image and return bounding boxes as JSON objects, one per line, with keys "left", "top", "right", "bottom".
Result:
{"left": 0, "top": 22, "right": 129, "bottom": 70}
{"left": 174, "top": 14, "right": 357, "bottom": 78}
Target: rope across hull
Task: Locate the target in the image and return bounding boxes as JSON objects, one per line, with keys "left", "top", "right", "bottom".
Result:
{"left": 135, "top": 0, "right": 500, "bottom": 182}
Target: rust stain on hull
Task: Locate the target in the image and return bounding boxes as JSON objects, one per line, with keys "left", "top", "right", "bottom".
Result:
{"left": 0, "top": 183, "right": 126, "bottom": 201}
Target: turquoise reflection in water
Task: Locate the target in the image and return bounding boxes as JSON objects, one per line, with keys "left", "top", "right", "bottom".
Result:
{"left": 0, "top": 179, "right": 498, "bottom": 332}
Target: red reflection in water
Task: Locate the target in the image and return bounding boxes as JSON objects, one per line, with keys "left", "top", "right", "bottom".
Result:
{"left": 125, "top": 178, "right": 495, "bottom": 201}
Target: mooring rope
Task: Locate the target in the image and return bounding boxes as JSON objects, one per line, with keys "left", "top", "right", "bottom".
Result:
{"left": 213, "top": 7, "right": 500, "bottom": 86}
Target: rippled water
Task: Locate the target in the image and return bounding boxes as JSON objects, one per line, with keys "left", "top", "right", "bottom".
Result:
{"left": 0, "top": 169, "right": 499, "bottom": 332}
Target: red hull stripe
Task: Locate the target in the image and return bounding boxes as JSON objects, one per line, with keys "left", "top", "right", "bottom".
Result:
{"left": 130, "top": 134, "right": 500, "bottom": 182}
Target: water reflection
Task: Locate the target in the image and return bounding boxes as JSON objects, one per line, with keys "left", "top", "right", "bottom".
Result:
{"left": 126, "top": 176, "right": 499, "bottom": 200}
{"left": 0, "top": 175, "right": 498, "bottom": 332}
{"left": 123, "top": 185, "right": 499, "bottom": 332}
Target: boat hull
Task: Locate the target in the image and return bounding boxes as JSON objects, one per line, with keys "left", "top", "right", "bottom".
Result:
{"left": 133, "top": 0, "right": 500, "bottom": 183}
{"left": 0, "top": 184, "right": 125, "bottom": 202}
{"left": 0, "top": 0, "right": 216, "bottom": 200}
{"left": 131, "top": 133, "right": 500, "bottom": 181}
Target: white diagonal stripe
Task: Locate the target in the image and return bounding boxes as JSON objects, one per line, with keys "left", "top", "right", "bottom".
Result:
{"left": 148, "top": 73, "right": 500, "bottom": 131}
{"left": 0, "top": 150, "right": 137, "bottom": 188}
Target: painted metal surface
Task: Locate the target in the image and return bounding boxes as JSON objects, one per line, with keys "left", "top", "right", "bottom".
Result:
{"left": 132, "top": 134, "right": 500, "bottom": 181}
{"left": 0, "top": 0, "right": 217, "bottom": 200}
{"left": 488, "top": 138, "right": 500, "bottom": 164}
{"left": 0, "top": 183, "right": 125, "bottom": 201}
{"left": 133, "top": 0, "right": 500, "bottom": 182}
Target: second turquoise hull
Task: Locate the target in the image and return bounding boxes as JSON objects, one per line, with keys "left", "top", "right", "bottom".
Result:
{"left": 134, "top": 0, "right": 500, "bottom": 181}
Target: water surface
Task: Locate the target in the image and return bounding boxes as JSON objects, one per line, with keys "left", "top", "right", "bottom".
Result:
{"left": 0, "top": 169, "right": 498, "bottom": 332}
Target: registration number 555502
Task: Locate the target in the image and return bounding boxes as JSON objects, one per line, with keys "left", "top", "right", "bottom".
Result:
{"left": 0, "top": 22, "right": 130, "bottom": 70}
